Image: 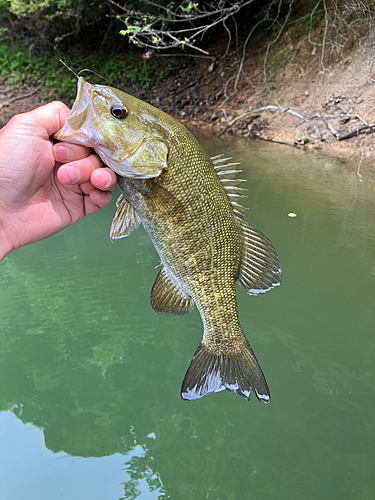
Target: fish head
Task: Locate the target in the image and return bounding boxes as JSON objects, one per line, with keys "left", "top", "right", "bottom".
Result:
{"left": 54, "top": 77, "right": 168, "bottom": 179}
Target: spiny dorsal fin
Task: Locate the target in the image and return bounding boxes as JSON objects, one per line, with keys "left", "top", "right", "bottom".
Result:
{"left": 110, "top": 194, "right": 141, "bottom": 241}
{"left": 151, "top": 267, "right": 194, "bottom": 316}
{"left": 237, "top": 220, "right": 282, "bottom": 295}
{"left": 211, "top": 154, "right": 248, "bottom": 219}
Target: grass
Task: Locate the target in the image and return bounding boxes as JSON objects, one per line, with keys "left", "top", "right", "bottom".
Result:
{"left": 0, "top": 43, "right": 172, "bottom": 98}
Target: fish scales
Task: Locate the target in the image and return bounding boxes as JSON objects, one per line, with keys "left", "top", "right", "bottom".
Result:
{"left": 118, "top": 140, "right": 244, "bottom": 350}
{"left": 54, "top": 77, "right": 282, "bottom": 402}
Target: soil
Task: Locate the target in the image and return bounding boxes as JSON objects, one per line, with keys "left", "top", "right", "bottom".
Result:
{"left": 2, "top": 26, "right": 375, "bottom": 162}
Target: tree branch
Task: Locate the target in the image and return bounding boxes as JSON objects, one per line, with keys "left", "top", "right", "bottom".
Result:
{"left": 217, "top": 105, "right": 323, "bottom": 140}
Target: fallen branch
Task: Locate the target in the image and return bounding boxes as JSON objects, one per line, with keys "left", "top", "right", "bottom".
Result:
{"left": 315, "top": 112, "right": 375, "bottom": 140}
{"left": 338, "top": 124, "right": 375, "bottom": 141}
{"left": 315, "top": 114, "right": 340, "bottom": 139}
{"left": 217, "top": 104, "right": 375, "bottom": 142}
{"left": 0, "top": 80, "right": 45, "bottom": 110}
{"left": 217, "top": 105, "right": 322, "bottom": 140}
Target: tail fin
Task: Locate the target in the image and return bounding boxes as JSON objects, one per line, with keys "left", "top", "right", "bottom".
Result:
{"left": 181, "top": 341, "right": 270, "bottom": 403}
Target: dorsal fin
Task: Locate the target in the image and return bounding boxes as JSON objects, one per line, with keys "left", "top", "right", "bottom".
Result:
{"left": 211, "top": 154, "right": 248, "bottom": 219}
{"left": 237, "top": 220, "right": 282, "bottom": 295}
{"left": 110, "top": 194, "right": 141, "bottom": 241}
{"left": 151, "top": 267, "right": 194, "bottom": 316}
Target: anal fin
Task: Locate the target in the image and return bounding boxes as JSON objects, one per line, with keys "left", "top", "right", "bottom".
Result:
{"left": 110, "top": 194, "right": 141, "bottom": 241}
{"left": 151, "top": 267, "right": 194, "bottom": 316}
{"left": 238, "top": 220, "right": 282, "bottom": 295}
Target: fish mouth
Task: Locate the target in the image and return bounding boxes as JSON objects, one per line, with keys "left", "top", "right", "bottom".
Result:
{"left": 53, "top": 77, "right": 96, "bottom": 146}
{"left": 54, "top": 77, "right": 166, "bottom": 179}
{"left": 54, "top": 77, "right": 143, "bottom": 160}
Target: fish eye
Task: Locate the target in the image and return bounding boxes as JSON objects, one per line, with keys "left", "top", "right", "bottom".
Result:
{"left": 110, "top": 105, "right": 128, "bottom": 120}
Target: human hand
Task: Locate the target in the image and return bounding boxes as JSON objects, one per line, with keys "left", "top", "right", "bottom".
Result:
{"left": 0, "top": 101, "right": 117, "bottom": 261}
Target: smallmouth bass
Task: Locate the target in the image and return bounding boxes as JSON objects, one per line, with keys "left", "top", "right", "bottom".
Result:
{"left": 55, "top": 77, "right": 282, "bottom": 402}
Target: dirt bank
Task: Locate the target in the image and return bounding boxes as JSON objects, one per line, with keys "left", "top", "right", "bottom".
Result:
{"left": 2, "top": 30, "right": 375, "bottom": 163}
{"left": 146, "top": 34, "right": 375, "bottom": 161}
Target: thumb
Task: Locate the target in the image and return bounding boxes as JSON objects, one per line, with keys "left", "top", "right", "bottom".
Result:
{"left": 26, "top": 101, "right": 72, "bottom": 138}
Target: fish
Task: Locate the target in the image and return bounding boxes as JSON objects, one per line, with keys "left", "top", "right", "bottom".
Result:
{"left": 54, "top": 77, "right": 282, "bottom": 402}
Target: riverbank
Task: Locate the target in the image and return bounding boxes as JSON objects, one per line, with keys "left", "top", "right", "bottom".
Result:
{"left": 144, "top": 32, "right": 375, "bottom": 161}
{"left": 2, "top": 27, "right": 375, "bottom": 162}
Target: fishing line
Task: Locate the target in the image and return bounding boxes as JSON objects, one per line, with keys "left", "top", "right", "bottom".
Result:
{"left": 59, "top": 60, "right": 133, "bottom": 95}
{"left": 78, "top": 69, "right": 135, "bottom": 96}
{"left": 59, "top": 59, "right": 78, "bottom": 78}
{"left": 59, "top": 60, "right": 115, "bottom": 85}
{"left": 77, "top": 68, "right": 118, "bottom": 87}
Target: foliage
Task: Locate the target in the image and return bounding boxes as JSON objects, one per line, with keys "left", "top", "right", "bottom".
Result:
{"left": 0, "top": 43, "right": 172, "bottom": 95}
{"left": 0, "top": 0, "right": 114, "bottom": 51}
{"left": 2, "top": 0, "right": 374, "bottom": 59}
{"left": 1, "top": 0, "right": 374, "bottom": 97}
{"left": 115, "top": 0, "right": 257, "bottom": 55}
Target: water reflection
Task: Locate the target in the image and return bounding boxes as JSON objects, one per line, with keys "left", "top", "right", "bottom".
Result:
{"left": 0, "top": 411, "right": 163, "bottom": 500}
{"left": 0, "top": 137, "right": 375, "bottom": 499}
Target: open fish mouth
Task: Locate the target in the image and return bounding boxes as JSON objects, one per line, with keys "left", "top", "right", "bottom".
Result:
{"left": 53, "top": 78, "right": 122, "bottom": 149}
{"left": 54, "top": 78, "right": 94, "bottom": 145}
{"left": 54, "top": 77, "right": 166, "bottom": 179}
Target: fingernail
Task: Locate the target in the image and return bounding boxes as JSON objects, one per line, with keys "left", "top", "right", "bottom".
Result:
{"left": 102, "top": 170, "right": 113, "bottom": 189}
{"left": 55, "top": 144, "right": 71, "bottom": 162}
{"left": 65, "top": 165, "right": 80, "bottom": 184}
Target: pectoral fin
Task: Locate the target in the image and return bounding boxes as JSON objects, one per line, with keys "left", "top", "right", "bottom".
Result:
{"left": 110, "top": 194, "right": 141, "bottom": 241}
{"left": 145, "top": 180, "right": 186, "bottom": 223}
{"left": 151, "top": 267, "right": 194, "bottom": 316}
{"left": 237, "top": 220, "right": 282, "bottom": 295}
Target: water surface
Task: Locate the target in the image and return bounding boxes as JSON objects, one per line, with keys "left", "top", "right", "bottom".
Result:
{"left": 1, "top": 136, "right": 374, "bottom": 500}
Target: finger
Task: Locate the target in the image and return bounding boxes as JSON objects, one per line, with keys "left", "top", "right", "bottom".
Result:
{"left": 79, "top": 181, "right": 94, "bottom": 195}
{"left": 84, "top": 189, "right": 113, "bottom": 215}
{"left": 89, "top": 188, "right": 113, "bottom": 208}
{"left": 53, "top": 142, "right": 95, "bottom": 163}
{"left": 57, "top": 154, "right": 104, "bottom": 185}
{"left": 90, "top": 167, "right": 117, "bottom": 191}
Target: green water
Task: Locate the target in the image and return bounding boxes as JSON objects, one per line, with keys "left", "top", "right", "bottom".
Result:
{"left": 0, "top": 136, "right": 374, "bottom": 500}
